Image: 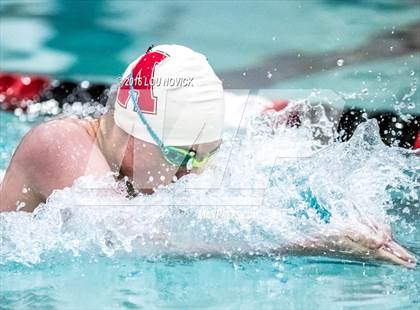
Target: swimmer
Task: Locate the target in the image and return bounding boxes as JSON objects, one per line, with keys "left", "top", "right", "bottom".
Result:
{"left": 0, "top": 45, "right": 416, "bottom": 267}
{"left": 0, "top": 45, "right": 224, "bottom": 212}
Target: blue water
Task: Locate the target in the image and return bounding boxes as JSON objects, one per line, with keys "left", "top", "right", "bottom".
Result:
{"left": 1, "top": 1, "right": 419, "bottom": 79}
{"left": 1, "top": 255, "right": 419, "bottom": 309}
{"left": 1, "top": 1, "right": 420, "bottom": 309}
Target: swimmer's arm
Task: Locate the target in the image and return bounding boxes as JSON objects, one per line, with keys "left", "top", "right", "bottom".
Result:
{"left": 0, "top": 120, "right": 111, "bottom": 212}
{"left": 0, "top": 123, "right": 50, "bottom": 212}
{"left": 0, "top": 160, "right": 45, "bottom": 212}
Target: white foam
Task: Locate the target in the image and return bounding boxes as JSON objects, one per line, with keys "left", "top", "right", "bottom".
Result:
{"left": 0, "top": 112, "right": 418, "bottom": 265}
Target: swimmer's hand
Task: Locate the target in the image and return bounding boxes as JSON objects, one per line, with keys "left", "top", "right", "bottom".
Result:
{"left": 262, "top": 99, "right": 289, "bottom": 113}
{"left": 261, "top": 99, "right": 301, "bottom": 128}
{"left": 294, "top": 224, "right": 416, "bottom": 268}
{"left": 340, "top": 226, "right": 416, "bottom": 268}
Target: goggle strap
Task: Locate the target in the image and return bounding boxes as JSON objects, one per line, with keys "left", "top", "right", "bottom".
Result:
{"left": 128, "top": 69, "right": 219, "bottom": 168}
{"left": 128, "top": 71, "right": 165, "bottom": 149}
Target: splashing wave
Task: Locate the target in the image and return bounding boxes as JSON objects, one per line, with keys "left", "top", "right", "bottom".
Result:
{"left": 1, "top": 114, "right": 418, "bottom": 265}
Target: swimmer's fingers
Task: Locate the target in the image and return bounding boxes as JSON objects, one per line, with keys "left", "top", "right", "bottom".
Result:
{"left": 376, "top": 238, "right": 417, "bottom": 268}
{"left": 262, "top": 100, "right": 303, "bottom": 128}
{"left": 262, "top": 99, "right": 289, "bottom": 113}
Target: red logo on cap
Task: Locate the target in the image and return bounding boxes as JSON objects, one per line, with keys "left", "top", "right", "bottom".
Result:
{"left": 117, "top": 50, "right": 168, "bottom": 114}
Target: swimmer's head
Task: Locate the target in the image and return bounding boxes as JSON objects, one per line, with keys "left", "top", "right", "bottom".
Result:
{"left": 114, "top": 44, "right": 225, "bottom": 147}
{"left": 110, "top": 45, "right": 224, "bottom": 191}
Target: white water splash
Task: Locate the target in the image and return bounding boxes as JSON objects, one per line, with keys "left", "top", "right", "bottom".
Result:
{"left": 0, "top": 112, "right": 418, "bottom": 264}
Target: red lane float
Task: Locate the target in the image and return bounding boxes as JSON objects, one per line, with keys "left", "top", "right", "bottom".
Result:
{"left": 0, "top": 72, "right": 418, "bottom": 150}
{"left": 414, "top": 132, "right": 420, "bottom": 150}
{"left": 0, "top": 73, "right": 50, "bottom": 111}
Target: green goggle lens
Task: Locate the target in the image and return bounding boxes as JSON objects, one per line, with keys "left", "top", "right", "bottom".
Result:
{"left": 162, "top": 146, "right": 210, "bottom": 169}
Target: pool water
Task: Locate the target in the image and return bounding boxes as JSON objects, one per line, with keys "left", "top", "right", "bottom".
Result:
{"left": 1, "top": 0, "right": 419, "bottom": 309}
{"left": 1, "top": 115, "right": 419, "bottom": 309}
{"left": 0, "top": 115, "right": 420, "bottom": 309}
{"left": 1, "top": 254, "right": 418, "bottom": 309}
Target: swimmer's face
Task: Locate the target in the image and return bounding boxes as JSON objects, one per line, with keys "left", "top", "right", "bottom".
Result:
{"left": 122, "top": 137, "right": 221, "bottom": 194}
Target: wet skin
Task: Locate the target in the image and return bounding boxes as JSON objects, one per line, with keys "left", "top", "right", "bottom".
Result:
{"left": 0, "top": 110, "right": 219, "bottom": 212}
{"left": 0, "top": 118, "right": 111, "bottom": 212}
{"left": 285, "top": 223, "right": 417, "bottom": 268}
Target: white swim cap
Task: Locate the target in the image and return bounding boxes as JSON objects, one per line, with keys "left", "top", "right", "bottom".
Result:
{"left": 114, "top": 44, "right": 225, "bottom": 147}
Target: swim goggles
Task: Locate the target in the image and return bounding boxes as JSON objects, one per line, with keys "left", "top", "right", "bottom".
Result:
{"left": 128, "top": 69, "right": 219, "bottom": 170}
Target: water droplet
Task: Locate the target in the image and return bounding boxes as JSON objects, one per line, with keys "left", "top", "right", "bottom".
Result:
{"left": 80, "top": 81, "right": 90, "bottom": 89}
{"left": 21, "top": 77, "right": 31, "bottom": 85}
{"left": 267, "top": 71, "right": 272, "bottom": 79}
{"left": 14, "top": 108, "right": 23, "bottom": 117}
{"left": 336, "top": 59, "right": 344, "bottom": 67}
{"left": 16, "top": 201, "right": 26, "bottom": 211}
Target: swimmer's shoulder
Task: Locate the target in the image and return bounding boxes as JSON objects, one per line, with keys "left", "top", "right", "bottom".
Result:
{"left": 14, "top": 118, "right": 96, "bottom": 165}
{"left": 2, "top": 117, "right": 108, "bottom": 211}
{"left": 14, "top": 117, "right": 108, "bottom": 180}
{"left": 29, "top": 116, "right": 100, "bottom": 141}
